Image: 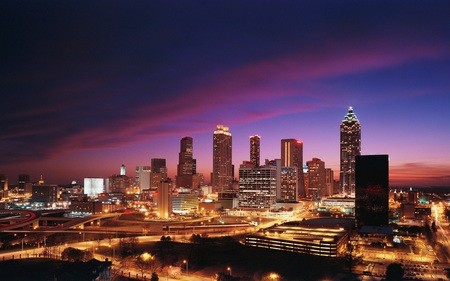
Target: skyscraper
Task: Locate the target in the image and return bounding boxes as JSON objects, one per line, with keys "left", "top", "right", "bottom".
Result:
{"left": 281, "top": 139, "right": 304, "bottom": 198}
{"left": 176, "top": 136, "right": 195, "bottom": 189}
{"left": 239, "top": 163, "right": 277, "bottom": 210}
{"left": 306, "top": 158, "right": 326, "bottom": 199}
{"left": 250, "top": 135, "right": 260, "bottom": 168}
{"left": 151, "top": 158, "right": 167, "bottom": 174}
{"left": 212, "top": 125, "right": 233, "bottom": 192}
{"left": 157, "top": 180, "right": 172, "bottom": 219}
{"left": 151, "top": 158, "right": 167, "bottom": 189}
{"left": 340, "top": 107, "right": 361, "bottom": 196}
{"left": 136, "top": 166, "right": 151, "bottom": 192}
{"left": 355, "top": 155, "right": 389, "bottom": 228}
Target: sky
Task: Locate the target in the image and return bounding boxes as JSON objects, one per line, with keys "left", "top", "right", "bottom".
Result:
{"left": 1, "top": 1, "right": 450, "bottom": 187}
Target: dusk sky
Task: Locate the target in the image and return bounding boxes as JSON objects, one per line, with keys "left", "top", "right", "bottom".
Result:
{"left": 2, "top": 1, "right": 450, "bottom": 187}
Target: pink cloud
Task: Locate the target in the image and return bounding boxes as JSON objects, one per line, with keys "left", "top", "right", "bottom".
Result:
{"left": 390, "top": 162, "right": 450, "bottom": 186}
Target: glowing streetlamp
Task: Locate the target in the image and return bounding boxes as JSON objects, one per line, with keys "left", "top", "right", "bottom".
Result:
{"left": 183, "top": 259, "right": 188, "bottom": 275}
{"left": 21, "top": 234, "right": 27, "bottom": 255}
{"left": 227, "top": 267, "right": 232, "bottom": 276}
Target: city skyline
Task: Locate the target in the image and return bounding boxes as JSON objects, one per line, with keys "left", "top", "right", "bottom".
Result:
{"left": 2, "top": 1, "right": 450, "bottom": 187}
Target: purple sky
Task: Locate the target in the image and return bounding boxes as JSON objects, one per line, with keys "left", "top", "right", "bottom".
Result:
{"left": 1, "top": 1, "right": 450, "bottom": 187}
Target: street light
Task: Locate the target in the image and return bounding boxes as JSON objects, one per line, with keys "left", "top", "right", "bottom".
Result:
{"left": 183, "top": 260, "right": 188, "bottom": 275}
{"left": 227, "top": 267, "right": 232, "bottom": 276}
{"left": 21, "top": 234, "right": 27, "bottom": 255}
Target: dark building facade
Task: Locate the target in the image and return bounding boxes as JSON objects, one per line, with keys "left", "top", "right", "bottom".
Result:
{"left": 355, "top": 155, "right": 389, "bottom": 228}
{"left": 176, "top": 136, "right": 195, "bottom": 188}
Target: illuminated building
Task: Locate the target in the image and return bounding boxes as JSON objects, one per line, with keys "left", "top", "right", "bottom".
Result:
{"left": 280, "top": 166, "right": 298, "bottom": 202}
{"left": 108, "top": 174, "right": 133, "bottom": 194}
{"left": 245, "top": 218, "right": 352, "bottom": 257}
{"left": 157, "top": 180, "right": 172, "bottom": 218}
{"left": 212, "top": 125, "right": 233, "bottom": 192}
{"left": 306, "top": 158, "right": 326, "bottom": 199}
{"left": 172, "top": 191, "right": 198, "bottom": 214}
{"left": 281, "top": 139, "right": 304, "bottom": 198}
{"left": 135, "top": 166, "right": 151, "bottom": 192}
{"left": 238, "top": 163, "right": 277, "bottom": 210}
{"left": 176, "top": 136, "right": 195, "bottom": 189}
{"left": 325, "top": 168, "right": 334, "bottom": 196}
{"left": 84, "top": 178, "right": 105, "bottom": 197}
{"left": 0, "top": 174, "right": 7, "bottom": 199}
{"left": 120, "top": 164, "right": 126, "bottom": 176}
{"left": 355, "top": 155, "right": 389, "bottom": 228}
{"left": 340, "top": 107, "right": 361, "bottom": 196}
{"left": 250, "top": 135, "right": 260, "bottom": 167}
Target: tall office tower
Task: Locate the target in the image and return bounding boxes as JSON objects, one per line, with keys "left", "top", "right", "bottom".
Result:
{"left": 176, "top": 136, "right": 195, "bottom": 189}
{"left": 281, "top": 139, "right": 305, "bottom": 198}
{"left": 238, "top": 163, "right": 277, "bottom": 210}
{"left": 0, "top": 174, "right": 8, "bottom": 191}
{"left": 325, "top": 168, "right": 334, "bottom": 197}
{"left": 212, "top": 125, "right": 232, "bottom": 192}
{"left": 250, "top": 135, "right": 261, "bottom": 168}
{"left": 157, "top": 180, "right": 173, "bottom": 219}
{"left": 355, "top": 155, "right": 389, "bottom": 228}
{"left": 0, "top": 174, "right": 7, "bottom": 199}
{"left": 306, "top": 158, "right": 326, "bottom": 199}
{"left": 18, "top": 174, "right": 30, "bottom": 192}
{"left": 340, "top": 107, "right": 361, "bottom": 196}
{"left": 151, "top": 158, "right": 168, "bottom": 189}
{"left": 280, "top": 166, "right": 298, "bottom": 202}
{"left": 136, "top": 166, "right": 151, "bottom": 192}
{"left": 151, "top": 158, "right": 167, "bottom": 174}
{"left": 120, "top": 164, "right": 126, "bottom": 176}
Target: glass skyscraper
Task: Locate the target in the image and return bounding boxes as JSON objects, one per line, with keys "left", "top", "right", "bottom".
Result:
{"left": 340, "top": 107, "right": 361, "bottom": 196}
{"left": 212, "top": 125, "right": 233, "bottom": 192}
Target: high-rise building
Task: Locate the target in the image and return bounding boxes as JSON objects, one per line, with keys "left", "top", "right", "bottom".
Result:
{"left": 157, "top": 180, "right": 172, "bottom": 219}
{"left": 280, "top": 166, "right": 298, "bottom": 202}
{"left": 0, "top": 174, "right": 7, "bottom": 191}
{"left": 18, "top": 174, "right": 30, "bottom": 192}
{"left": 250, "top": 135, "right": 260, "bottom": 168}
{"left": 212, "top": 125, "right": 233, "bottom": 192}
{"left": 355, "top": 155, "right": 389, "bottom": 228}
{"left": 306, "top": 158, "right": 326, "bottom": 199}
{"left": 325, "top": 168, "right": 334, "bottom": 197}
{"left": 281, "top": 139, "right": 304, "bottom": 198}
{"left": 120, "top": 164, "right": 126, "bottom": 176}
{"left": 151, "top": 158, "right": 167, "bottom": 189}
{"left": 136, "top": 166, "right": 151, "bottom": 192}
{"left": 151, "top": 158, "right": 167, "bottom": 174}
{"left": 84, "top": 178, "right": 105, "bottom": 197}
{"left": 176, "top": 136, "right": 195, "bottom": 189}
{"left": 340, "top": 107, "right": 361, "bottom": 196}
{"left": 238, "top": 163, "right": 277, "bottom": 210}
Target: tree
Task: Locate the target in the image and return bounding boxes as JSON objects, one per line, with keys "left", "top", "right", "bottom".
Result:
{"left": 118, "top": 236, "right": 139, "bottom": 266}
{"left": 385, "top": 263, "right": 404, "bottom": 281}
{"left": 61, "top": 247, "right": 92, "bottom": 262}
{"left": 150, "top": 272, "right": 159, "bottom": 281}
{"left": 134, "top": 252, "right": 161, "bottom": 277}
